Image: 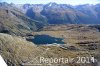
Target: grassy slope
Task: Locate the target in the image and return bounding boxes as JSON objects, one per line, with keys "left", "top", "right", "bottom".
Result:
{"left": 0, "top": 3, "right": 45, "bottom": 36}
{"left": 0, "top": 33, "right": 99, "bottom": 66}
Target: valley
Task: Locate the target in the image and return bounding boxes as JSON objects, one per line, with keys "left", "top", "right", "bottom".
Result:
{"left": 25, "top": 24, "right": 100, "bottom": 66}
{"left": 0, "top": 24, "right": 100, "bottom": 66}
{"left": 0, "top": 2, "right": 100, "bottom": 66}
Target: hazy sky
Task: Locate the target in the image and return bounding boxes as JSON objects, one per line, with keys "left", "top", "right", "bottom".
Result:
{"left": 0, "top": 0, "right": 100, "bottom": 5}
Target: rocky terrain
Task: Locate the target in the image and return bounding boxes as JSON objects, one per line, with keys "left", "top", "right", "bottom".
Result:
{"left": 0, "top": 2, "right": 100, "bottom": 66}
{"left": 0, "top": 28, "right": 100, "bottom": 66}
{"left": 1, "top": 24, "right": 99, "bottom": 66}
{"left": 17, "top": 2, "right": 100, "bottom": 24}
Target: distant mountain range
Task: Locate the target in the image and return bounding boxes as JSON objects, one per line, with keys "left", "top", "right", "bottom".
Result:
{"left": 16, "top": 2, "right": 100, "bottom": 24}
{"left": 0, "top": 2, "right": 100, "bottom": 35}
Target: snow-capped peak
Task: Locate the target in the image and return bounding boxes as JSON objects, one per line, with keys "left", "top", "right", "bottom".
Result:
{"left": 49, "top": 3, "right": 52, "bottom": 7}
{"left": 47, "top": 2, "right": 57, "bottom": 7}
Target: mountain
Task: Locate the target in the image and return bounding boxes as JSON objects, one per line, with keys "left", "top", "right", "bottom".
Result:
{"left": 25, "top": 4, "right": 48, "bottom": 25}
{"left": 2, "top": 2, "right": 100, "bottom": 36}
{"left": 41, "top": 3, "right": 82, "bottom": 24}
{"left": 74, "top": 4, "right": 100, "bottom": 24}
{"left": 0, "top": 2, "right": 45, "bottom": 36}
{"left": 16, "top": 4, "right": 48, "bottom": 26}
{"left": 19, "top": 3, "right": 100, "bottom": 24}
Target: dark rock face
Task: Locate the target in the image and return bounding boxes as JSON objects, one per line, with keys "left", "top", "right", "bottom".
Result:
{"left": 26, "top": 8, "right": 35, "bottom": 19}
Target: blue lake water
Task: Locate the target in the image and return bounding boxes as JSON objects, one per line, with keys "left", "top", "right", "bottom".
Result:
{"left": 27, "top": 35, "right": 65, "bottom": 45}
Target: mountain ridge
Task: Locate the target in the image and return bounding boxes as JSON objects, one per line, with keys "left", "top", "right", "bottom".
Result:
{"left": 0, "top": 2, "right": 47, "bottom": 36}
{"left": 15, "top": 2, "right": 100, "bottom": 24}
